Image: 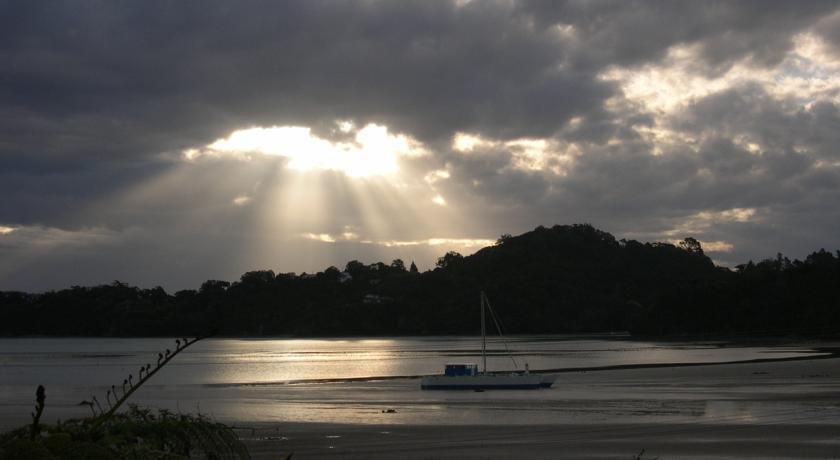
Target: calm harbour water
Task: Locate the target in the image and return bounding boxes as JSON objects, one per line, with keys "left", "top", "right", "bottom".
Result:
{"left": 0, "top": 336, "right": 828, "bottom": 429}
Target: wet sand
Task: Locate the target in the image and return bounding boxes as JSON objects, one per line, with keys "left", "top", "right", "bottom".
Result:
{"left": 242, "top": 423, "right": 840, "bottom": 459}
{"left": 239, "top": 355, "right": 840, "bottom": 459}
{"left": 2, "top": 339, "right": 837, "bottom": 457}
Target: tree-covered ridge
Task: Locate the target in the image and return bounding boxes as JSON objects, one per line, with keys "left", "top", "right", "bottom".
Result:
{"left": 1, "top": 224, "right": 838, "bottom": 337}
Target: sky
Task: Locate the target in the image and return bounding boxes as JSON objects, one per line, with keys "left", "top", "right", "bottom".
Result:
{"left": 2, "top": 0, "right": 840, "bottom": 292}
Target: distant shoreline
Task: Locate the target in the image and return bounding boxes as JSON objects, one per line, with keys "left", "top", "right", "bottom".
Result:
{"left": 0, "top": 332, "right": 631, "bottom": 339}
{"left": 203, "top": 345, "right": 839, "bottom": 387}
{"left": 2, "top": 332, "right": 837, "bottom": 341}
{"left": 537, "top": 346, "right": 840, "bottom": 374}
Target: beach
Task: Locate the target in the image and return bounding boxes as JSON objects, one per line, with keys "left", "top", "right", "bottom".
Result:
{"left": 1, "top": 337, "right": 838, "bottom": 458}
{"left": 239, "top": 355, "right": 840, "bottom": 459}
{"left": 242, "top": 422, "right": 840, "bottom": 459}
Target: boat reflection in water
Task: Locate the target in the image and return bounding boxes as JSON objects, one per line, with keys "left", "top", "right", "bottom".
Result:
{"left": 421, "top": 292, "right": 556, "bottom": 390}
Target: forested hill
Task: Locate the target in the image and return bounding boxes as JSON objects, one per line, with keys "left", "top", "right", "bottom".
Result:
{"left": 2, "top": 224, "right": 839, "bottom": 337}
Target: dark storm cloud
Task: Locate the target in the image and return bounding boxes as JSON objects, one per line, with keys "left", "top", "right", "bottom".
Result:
{"left": 674, "top": 87, "right": 840, "bottom": 163}
{"left": 557, "top": 93, "right": 839, "bottom": 263}
{"left": 432, "top": 78, "right": 840, "bottom": 265}
{"left": 0, "top": 0, "right": 612, "bottom": 231}
{"left": 666, "top": 85, "right": 840, "bottom": 259}
{"left": 6, "top": 0, "right": 832, "bottom": 173}
{"left": 520, "top": 0, "right": 839, "bottom": 71}
{"left": 0, "top": 0, "right": 603, "bottom": 165}
{"left": 2, "top": 0, "right": 840, "bottom": 290}
{"left": 815, "top": 9, "right": 840, "bottom": 53}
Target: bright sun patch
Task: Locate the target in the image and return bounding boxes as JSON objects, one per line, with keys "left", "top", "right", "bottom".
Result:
{"left": 185, "top": 122, "right": 428, "bottom": 177}
{"left": 452, "top": 132, "right": 494, "bottom": 152}
{"left": 668, "top": 239, "right": 735, "bottom": 253}
{"left": 452, "top": 132, "right": 575, "bottom": 175}
{"left": 231, "top": 195, "right": 251, "bottom": 206}
{"left": 662, "top": 207, "right": 759, "bottom": 243}
{"left": 596, "top": 33, "right": 840, "bottom": 160}
{"left": 302, "top": 233, "right": 337, "bottom": 243}
{"left": 600, "top": 33, "right": 840, "bottom": 122}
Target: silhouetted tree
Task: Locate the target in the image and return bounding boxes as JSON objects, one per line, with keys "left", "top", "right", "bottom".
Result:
{"left": 679, "top": 237, "right": 704, "bottom": 256}
{"left": 1, "top": 224, "right": 838, "bottom": 337}
{"left": 322, "top": 266, "right": 341, "bottom": 280}
{"left": 237, "top": 270, "right": 276, "bottom": 288}
{"left": 199, "top": 280, "right": 230, "bottom": 294}
{"left": 345, "top": 260, "right": 366, "bottom": 276}
{"left": 496, "top": 234, "right": 512, "bottom": 245}
{"left": 436, "top": 251, "right": 463, "bottom": 269}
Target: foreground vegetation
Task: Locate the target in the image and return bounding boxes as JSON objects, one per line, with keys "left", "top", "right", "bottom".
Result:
{"left": 0, "top": 336, "right": 252, "bottom": 460}
{"left": 0, "top": 405, "right": 247, "bottom": 460}
{"left": 1, "top": 224, "right": 838, "bottom": 337}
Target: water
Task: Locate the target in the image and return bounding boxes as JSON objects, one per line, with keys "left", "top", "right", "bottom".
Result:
{"left": 0, "top": 336, "right": 830, "bottom": 429}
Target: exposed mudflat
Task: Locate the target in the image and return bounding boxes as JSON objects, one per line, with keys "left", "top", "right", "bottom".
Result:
{"left": 239, "top": 356, "right": 840, "bottom": 459}
{"left": 2, "top": 337, "right": 839, "bottom": 458}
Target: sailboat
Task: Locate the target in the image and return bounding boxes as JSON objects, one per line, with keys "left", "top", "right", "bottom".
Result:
{"left": 420, "top": 292, "right": 554, "bottom": 390}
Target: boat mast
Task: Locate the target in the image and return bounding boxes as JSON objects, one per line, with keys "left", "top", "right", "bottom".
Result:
{"left": 481, "top": 291, "right": 487, "bottom": 375}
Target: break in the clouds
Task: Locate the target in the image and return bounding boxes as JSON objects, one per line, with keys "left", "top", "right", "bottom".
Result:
{"left": 2, "top": 0, "right": 840, "bottom": 291}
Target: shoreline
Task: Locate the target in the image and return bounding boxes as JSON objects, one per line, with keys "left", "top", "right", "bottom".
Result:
{"left": 537, "top": 345, "right": 840, "bottom": 374}
{"left": 205, "top": 345, "right": 839, "bottom": 387}
{"left": 3, "top": 342, "right": 839, "bottom": 458}
{"left": 235, "top": 354, "right": 840, "bottom": 458}
{"left": 240, "top": 422, "right": 840, "bottom": 459}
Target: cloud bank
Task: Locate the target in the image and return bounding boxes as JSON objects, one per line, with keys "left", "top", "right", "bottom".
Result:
{"left": 2, "top": 0, "right": 839, "bottom": 291}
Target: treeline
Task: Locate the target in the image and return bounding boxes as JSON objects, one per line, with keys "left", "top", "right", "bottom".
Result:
{"left": 1, "top": 224, "right": 839, "bottom": 337}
